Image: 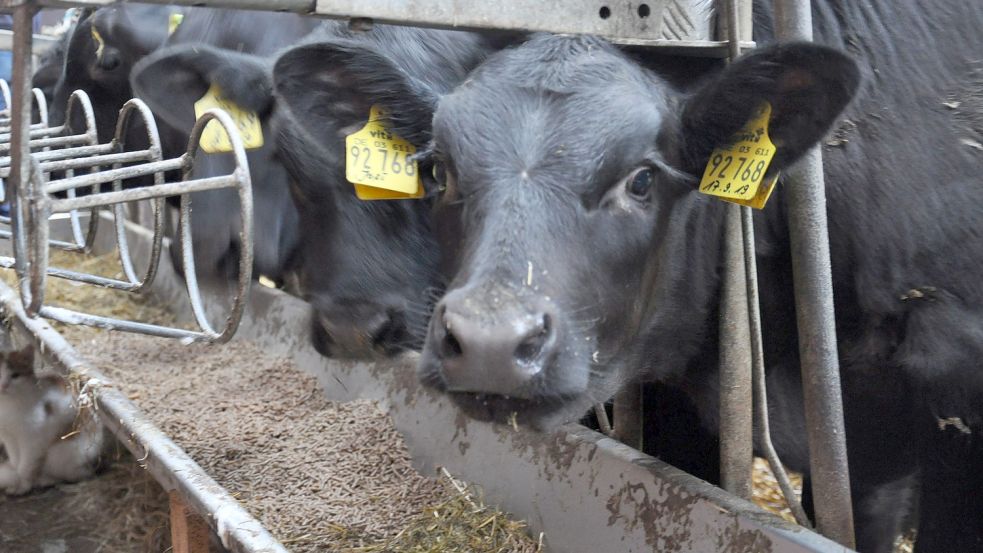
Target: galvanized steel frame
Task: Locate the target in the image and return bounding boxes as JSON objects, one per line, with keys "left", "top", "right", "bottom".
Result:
{"left": 772, "top": 0, "right": 855, "bottom": 547}
{"left": 0, "top": 39, "right": 255, "bottom": 342}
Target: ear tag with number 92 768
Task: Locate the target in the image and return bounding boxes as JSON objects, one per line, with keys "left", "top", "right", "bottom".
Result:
{"left": 698, "top": 102, "right": 777, "bottom": 209}
{"left": 345, "top": 105, "right": 423, "bottom": 200}
{"left": 193, "top": 84, "right": 264, "bottom": 154}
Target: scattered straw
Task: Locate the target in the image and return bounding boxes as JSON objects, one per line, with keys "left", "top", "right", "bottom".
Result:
{"left": 751, "top": 457, "right": 803, "bottom": 523}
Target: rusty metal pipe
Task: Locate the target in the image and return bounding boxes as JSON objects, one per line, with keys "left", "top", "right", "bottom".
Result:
{"left": 716, "top": 0, "right": 754, "bottom": 501}
{"left": 773, "top": 0, "right": 856, "bottom": 547}
{"left": 49, "top": 174, "right": 237, "bottom": 212}
{"left": 45, "top": 156, "right": 188, "bottom": 195}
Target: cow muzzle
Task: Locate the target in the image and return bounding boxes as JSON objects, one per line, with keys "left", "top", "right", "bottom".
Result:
{"left": 429, "top": 287, "right": 560, "bottom": 398}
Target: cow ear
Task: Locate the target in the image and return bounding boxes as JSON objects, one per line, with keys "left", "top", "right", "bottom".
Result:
{"left": 679, "top": 43, "right": 860, "bottom": 175}
{"left": 273, "top": 41, "right": 439, "bottom": 148}
{"left": 131, "top": 44, "right": 272, "bottom": 135}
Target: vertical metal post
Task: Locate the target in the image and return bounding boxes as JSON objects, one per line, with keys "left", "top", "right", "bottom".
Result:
{"left": 7, "top": 1, "right": 43, "bottom": 314}
{"left": 718, "top": 205, "right": 752, "bottom": 498}
{"left": 773, "top": 0, "right": 855, "bottom": 547}
{"left": 716, "top": 0, "right": 754, "bottom": 501}
{"left": 612, "top": 383, "right": 643, "bottom": 450}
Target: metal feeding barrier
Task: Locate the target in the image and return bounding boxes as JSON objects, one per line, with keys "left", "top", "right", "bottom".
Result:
{"left": 0, "top": 0, "right": 857, "bottom": 551}
{"left": 0, "top": 80, "right": 254, "bottom": 343}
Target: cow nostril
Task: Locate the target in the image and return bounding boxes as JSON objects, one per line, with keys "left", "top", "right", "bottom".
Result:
{"left": 370, "top": 311, "right": 407, "bottom": 351}
{"left": 441, "top": 326, "right": 464, "bottom": 358}
{"left": 514, "top": 313, "right": 551, "bottom": 366}
{"left": 100, "top": 53, "right": 121, "bottom": 71}
{"left": 435, "top": 305, "right": 464, "bottom": 359}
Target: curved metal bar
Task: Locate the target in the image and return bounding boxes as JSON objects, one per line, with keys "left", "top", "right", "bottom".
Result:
{"left": 1, "top": 85, "right": 251, "bottom": 341}
{"left": 59, "top": 90, "right": 101, "bottom": 253}
{"left": 110, "top": 98, "right": 166, "bottom": 292}
{"left": 0, "top": 79, "right": 10, "bottom": 118}
{"left": 64, "top": 89, "right": 98, "bottom": 143}
{"left": 0, "top": 89, "right": 100, "bottom": 148}
{"left": 178, "top": 108, "right": 253, "bottom": 342}
{"left": 31, "top": 87, "right": 47, "bottom": 127}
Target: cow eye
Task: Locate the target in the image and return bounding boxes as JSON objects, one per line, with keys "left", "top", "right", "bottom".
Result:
{"left": 432, "top": 162, "right": 458, "bottom": 198}
{"left": 432, "top": 163, "right": 447, "bottom": 193}
{"left": 625, "top": 167, "right": 655, "bottom": 199}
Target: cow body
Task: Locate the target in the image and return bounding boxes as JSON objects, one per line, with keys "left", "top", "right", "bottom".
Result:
{"left": 412, "top": 1, "right": 983, "bottom": 551}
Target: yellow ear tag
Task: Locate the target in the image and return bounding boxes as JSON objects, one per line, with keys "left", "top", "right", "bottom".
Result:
{"left": 193, "top": 84, "right": 264, "bottom": 154}
{"left": 168, "top": 13, "right": 184, "bottom": 36}
{"left": 698, "top": 102, "right": 777, "bottom": 209}
{"left": 345, "top": 105, "right": 423, "bottom": 200}
{"left": 90, "top": 26, "right": 105, "bottom": 61}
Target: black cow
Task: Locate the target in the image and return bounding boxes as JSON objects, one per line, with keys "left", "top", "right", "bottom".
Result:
{"left": 50, "top": 8, "right": 315, "bottom": 285}
{"left": 400, "top": 1, "right": 983, "bottom": 552}
{"left": 132, "top": 10, "right": 319, "bottom": 286}
{"left": 31, "top": 12, "right": 85, "bottom": 104}
{"left": 133, "top": 23, "right": 506, "bottom": 358}
{"left": 48, "top": 5, "right": 176, "bottom": 142}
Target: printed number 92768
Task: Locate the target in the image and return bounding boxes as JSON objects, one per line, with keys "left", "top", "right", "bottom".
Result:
{"left": 349, "top": 146, "right": 417, "bottom": 180}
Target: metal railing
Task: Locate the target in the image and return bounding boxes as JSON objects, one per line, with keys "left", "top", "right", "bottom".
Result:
{"left": 0, "top": 77, "right": 255, "bottom": 342}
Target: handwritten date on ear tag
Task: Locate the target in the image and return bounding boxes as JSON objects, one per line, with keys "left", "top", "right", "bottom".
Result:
{"left": 345, "top": 105, "right": 423, "bottom": 200}
{"left": 698, "top": 102, "right": 777, "bottom": 208}
{"left": 730, "top": 172, "right": 779, "bottom": 210}
{"left": 193, "top": 84, "right": 264, "bottom": 154}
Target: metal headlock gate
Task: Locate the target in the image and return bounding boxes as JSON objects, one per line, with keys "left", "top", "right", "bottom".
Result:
{"left": 0, "top": 0, "right": 856, "bottom": 551}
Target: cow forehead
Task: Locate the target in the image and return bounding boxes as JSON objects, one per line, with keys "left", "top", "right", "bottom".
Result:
{"left": 434, "top": 76, "right": 667, "bottom": 196}
{"left": 433, "top": 36, "right": 672, "bottom": 190}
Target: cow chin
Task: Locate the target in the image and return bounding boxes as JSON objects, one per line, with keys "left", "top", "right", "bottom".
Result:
{"left": 418, "top": 348, "right": 612, "bottom": 431}
{"left": 446, "top": 390, "right": 597, "bottom": 431}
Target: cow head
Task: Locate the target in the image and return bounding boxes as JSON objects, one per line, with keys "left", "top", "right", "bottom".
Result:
{"left": 269, "top": 27, "right": 494, "bottom": 359}
{"left": 132, "top": 26, "right": 494, "bottom": 359}
{"left": 413, "top": 35, "right": 860, "bottom": 428}
{"left": 50, "top": 5, "right": 174, "bottom": 141}
{"left": 131, "top": 44, "right": 300, "bottom": 287}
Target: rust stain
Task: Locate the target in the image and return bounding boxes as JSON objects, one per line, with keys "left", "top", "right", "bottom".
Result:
{"left": 603, "top": 477, "right": 775, "bottom": 552}
{"left": 505, "top": 429, "right": 584, "bottom": 484}
{"left": 451, "top": 408, "right": 470, "bottom": 444}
